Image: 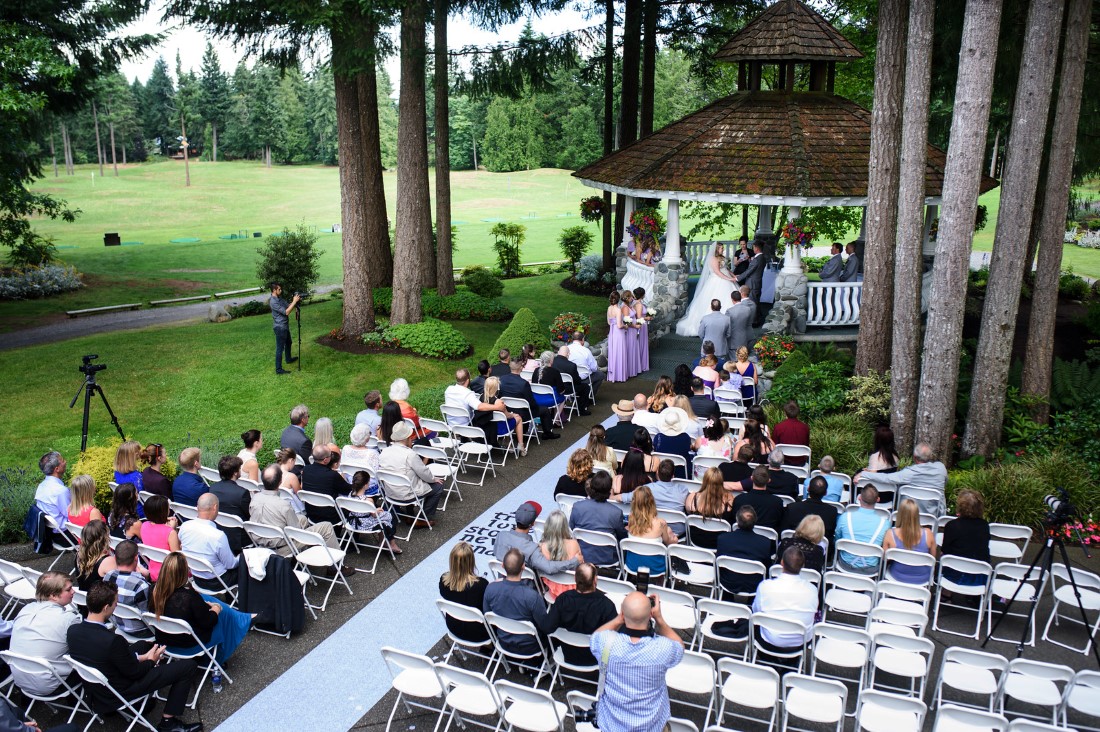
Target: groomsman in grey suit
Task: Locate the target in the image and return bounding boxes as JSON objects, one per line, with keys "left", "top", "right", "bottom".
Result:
{"left": 818, "top": 242, "right": 844, "bottom": 282}
{"left": 738, "top": 285, "right": 757, "bottom": 329}
{"left": 726, "top": 290, "right": 753, "bottom": 357}
{"left": 699, "top": 300, "right": 730, "bottom": 357}
{"left": 840, "top": 242, "right": 862, "bottom": 282}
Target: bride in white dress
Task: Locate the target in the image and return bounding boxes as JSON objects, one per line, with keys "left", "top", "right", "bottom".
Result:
{"left": 675, "top": 242, "right": 738, "bottom": 336}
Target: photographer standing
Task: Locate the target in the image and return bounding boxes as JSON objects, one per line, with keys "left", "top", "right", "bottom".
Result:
{"left": 269, "top": 282, "right": 300, "bottom": 374}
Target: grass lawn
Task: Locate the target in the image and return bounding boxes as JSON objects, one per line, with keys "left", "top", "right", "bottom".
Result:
{"left": 0, "top": 272, "right": 608, "bottom": 470}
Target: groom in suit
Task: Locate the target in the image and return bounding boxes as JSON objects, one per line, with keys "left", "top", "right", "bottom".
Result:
{"left": 736, "top": 241, "right": 766, "bottom": 318}
{"left": 726, "top": 290, "right": 753, "bottom": 357}
{"left": 699, "top": 300, "right": 730, "bottom": 358}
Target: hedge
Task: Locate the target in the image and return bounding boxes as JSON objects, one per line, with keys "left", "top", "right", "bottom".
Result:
{"left": 489, "top": 307, "right": 551, "bottom": 362}
{"left": 373, "top": 287, "right": 512, "bottom": 321}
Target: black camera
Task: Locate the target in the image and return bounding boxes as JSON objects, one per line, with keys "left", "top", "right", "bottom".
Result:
{"left": 1043, "top": 487, "right": 1076, "bottom": 526}
{"left": 574, "top": 704, "right": 598, "bottom": 726}
{"left": 79, "top": 355, "right": 107, "bottom": 377}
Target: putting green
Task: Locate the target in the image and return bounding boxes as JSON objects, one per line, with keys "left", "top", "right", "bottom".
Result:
{"left": 170, "top": 237, "right": 202, "bottom": 243}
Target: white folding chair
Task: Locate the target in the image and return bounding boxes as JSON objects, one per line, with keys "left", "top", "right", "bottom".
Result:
{"left": 619, "top": 537, "right": 667, "bottom": 583}
{"left": 434, "top": 663, "right": 504, "bottom": 732}
{"left": 933, "top": 646, "right": 1008, "bottom": 713}
{"left": 659, "top": 508, "right": 690, "bottom": 538}
{"left": 110, "top": 602, "right": 154, "bottom": 644}
{"left": 1060, "top": 669, "right": 1100, "bottom": 731}
{"left": 998, "top": 658, "right": 1074, "bottom": 725}
{"left": 692, "top": 455, "right": 726, "bottom": 479}
{"left": 180, "top": 550, "right": 238, "bottom": 605}
{"left": 494, "top": 679, "right": 568, "bottom": 732}
{"left": 483, "top": 613, "right": 552, "bottom": 688}
{"left": 810, "top": 623, "right": 872, "bottom": 715}
{"left": 64, "top": 654, "right": 159, "bottom": 732}
{"left": 883, "top": 548, "right": 936, "bottom": 587}
{"left": 715, "top": 556, "right": 766, "bottom": 603}
{"left": 0, "top": 650, "right": 90, "bottom": 725}
{"left": 449, "top": 424, "right": 498, "bottom": 486}
{"left": 501, "top": 397, "right": 540, "bottom": 450}
{"left": 572, "top": 529, "right": 621, "bottom": 574}
{"left": 335, "top": 496, "right": 396, "bottom": 573}
{"left": 874, "top": 579, "right": 932, "bottom": 615}
{"left": 753, "top": 525, "right": 779, "bottom": 543}
{"left": 1042, "top": 562, "right": 1100, "bottom": 655}
{"left": 834, "top": 539, "right": 885, "bottom": 578}
{"left": 986, "top": 562, "right": 1048, "bottom": 647}
{"left": 0, "top": 559, "right": 36, "bottom": 620}
{"left": 867, "top": 606, "right": 928, "bottom": 639}
{"left": 933, "top": 705, "right": 1009, "bottom": 732}
{"left": 654, "top": 451, "right": 688, "bottom": 477}
{"left": 652, "top": 585, "right": 700, "bottom": 641}
{"left": 566, "top": 691, "right": 598, "bottom": 732}
{"left": 46, "top": 516, "right": 79, "bottom": 572}
{"left": 823, "top": 571, "right": 876, "bottom": 626}
{"left": 687, "top": 515, "right": 729, "bottom": 549}
{"left": 198, "top": 465, "right": 220, "bottom": 484}
{"left": 936, "top": 515, "right": 955, "bottom": 545}
{"left": 776, "top": 443, "right": 812, "bottom": 467}
{"left": 529, "top": 384, "right": 565, "bottom": 429}
{"left": 486, "top": 559, "right": 537, "bottom": 585}
{"left": 869, "top": 631, "right": 934, "bottom": 699}
{"left": 380, "top": 646, "right": 443, "bottom": 731}
{"left": 435, "top": 599, "right": 494, "bottom": 666}
{"left": 667, "top": 544, "right": 717, "bottom": 597}
{"left": 695, "top": 598, "right": 751, "bottom": 658}
{"left": 1009, "top": 721, "right": 1078, "bottom": 732}
{"left": 171, "top": 502, "right": 198, "bottom": 521}
{"left": 413, "top": 443, "right": 461, "bottom": 510}
{"left": 665, "top": 650, "right": 717, "bottom": 729}
{"left": 988, "top": 523, "right": 1032, "bottom": 563}
{"left": 557, "top": 373, "right": 581, "bottom": 421}
{"left": 716, "top": 657, "right": 780, "bottom": 731}
{"left": 141, "top": 612, "right": 232, "bottom": 708}
{"left": 750, "top": 612, "right": 809, "bottom": 672}
{"left": 235, "top": 476, "right": 260, "bottom": 493}
{"left": 782, "top": 673, "right": 847, "bottom": 732}
{"left": 554, "top": 493, "right": 582, "bottom": 520}
{"left": 597, "top": 577, "right": 636, "bottom": 613}
{"left": 377, "top": 470, "right": 431, "bottom": 541}
{"left": 933, "top": 556, "right": 994, "bottom": 639}
{"left": 856, "top": 690, "right": 927, "bottom": 732}
{"left": 283, "top": 524, "right": 351, "bottom": 612}
{"left": 547, "top": 628, "right": 598, "bottom": 688}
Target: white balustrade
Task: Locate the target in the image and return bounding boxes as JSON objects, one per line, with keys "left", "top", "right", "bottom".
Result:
{"left": 681, "top": 242, "right": 711, "bottom": 274}
{"left": 806, "top": 281, "right": 862, "bottom": 326}
{"left": 621, "top": 257, "right": 656, "bottom": 301}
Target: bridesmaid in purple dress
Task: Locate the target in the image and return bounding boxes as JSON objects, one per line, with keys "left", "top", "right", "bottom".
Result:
{"left": 606, "top": 291, "right": 630, "bottom": 382}
{"left": 633, "top": 287, "right": 650, "bottom": 375}
{"left": 621, "top": 290, "right": 640, "bottom": 378}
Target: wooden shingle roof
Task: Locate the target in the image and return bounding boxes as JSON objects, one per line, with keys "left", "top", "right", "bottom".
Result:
{"left": 572, "top": 91, "right": 998, "bottom": 200}
{"left": 714, "top": 0, "right": 864, "bottom": 62}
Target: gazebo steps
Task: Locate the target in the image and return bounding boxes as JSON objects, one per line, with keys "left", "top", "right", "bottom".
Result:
{"left": 792, "top": 327, "right": 859, "bottom": 343}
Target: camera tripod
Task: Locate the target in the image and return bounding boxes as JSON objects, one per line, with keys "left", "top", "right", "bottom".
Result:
{"left": 69, "top": 370, "right": 125, "bottom": 452}
{"left": 982, "top": 527, "right": 1100, "bottom": 666}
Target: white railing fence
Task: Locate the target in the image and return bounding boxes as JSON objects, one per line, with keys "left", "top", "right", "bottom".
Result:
{"left": 806, "top": 282, "right": 862, "bottom": 326}
{"left": 621, "top": 257, "right": 656, "bottom": 301}
{"left": 682, "top": 242, "right": 711, "bottom": 275}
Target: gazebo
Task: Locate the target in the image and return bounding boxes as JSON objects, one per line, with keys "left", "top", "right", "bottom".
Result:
{"left": 573, "top": 0, "right": 996, "bottom": 339}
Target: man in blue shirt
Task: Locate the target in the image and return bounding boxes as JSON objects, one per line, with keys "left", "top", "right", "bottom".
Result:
{"left": 482, "top": 549, "right": 548, "bottom": 655}
{"left": 803, "top": 455, "right": 845, "bottom": 501}
{"left": 268, "top": 282, "right": 300, "bottom": 375}
{"left": 34, "top": 452, "right": 70, "bottom": 533}
{"left": 835, "top": 484, "right": 889, "bottom": 575}
{"left": 171, "top": 448, "right": 208, "bottom": 506}
{"left": 569, "top": 472, "right": 626, "bottom": 567}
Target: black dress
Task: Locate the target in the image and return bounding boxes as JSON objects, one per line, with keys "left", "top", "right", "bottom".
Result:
{"left": 775, "top": 536, "right": 826, "bottom": 574}
{"left": 554, "top": 475, "right": 588, "bottom": 498}
{"left": 155, "top": 587, "right": 219, "bottom": 646}
{"left": 76, "top": 555, "right": 110, "bottom": 592}
{"left": 439, "top": 576, "right": 490, "bottom": 643}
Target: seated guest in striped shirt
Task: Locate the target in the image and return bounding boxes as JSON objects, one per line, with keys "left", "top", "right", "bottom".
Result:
{"left": 103, "top": 540, "right": 152, "bottom": 639}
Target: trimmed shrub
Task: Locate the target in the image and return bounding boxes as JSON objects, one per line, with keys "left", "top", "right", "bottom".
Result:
{"left": 0, "top": 265, "right": 82, "bottom": 300}
{"left": 771, "top": 349, "right": 810, "bottom": 381}
{"left": 559, "top": 226, "right": 594, "bottom": 274}
{"left": 255, "top": 225, "right": 321, "bottom": 296}
{"left": 846, "top": 370, "right": 892, "bottom": 427}
{"left": 766, "top": 361, "right": 849, "bottom": 420}
{"left": 461, "top": 265, "right": 504, "bottom": 299}
{"left": 227, "top": 300, "right": 270, "bottom": 318}
{"left": 70, "top": 439, "right": 178, "bottom": 514}
{"left": 947, "top": 451, "right": 1100, "bottom": 529}
{"left": 372, "top": 287, "right": 511, "bottom": 321}
{"left": 0, "top": 468, "right": 38, "bottom": 543}
{"left": 808, "top": 413, "right": 874, "bottom": 475}
{"left": 489, "top": 307, "right": 551, "bottom": 362}
{"left": 370, "top": 318, "right": 471, "bottom": 359}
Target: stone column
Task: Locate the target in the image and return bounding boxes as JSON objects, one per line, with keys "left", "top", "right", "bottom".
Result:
{"left": 664, "top": 198, "right": 682, "bottom": 264}
{"left": 782, "top": 205, "right": 803, "bottom": 273}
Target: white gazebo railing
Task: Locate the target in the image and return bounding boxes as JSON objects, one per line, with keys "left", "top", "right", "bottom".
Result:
{"left": 806, "top": 282, "right": 862, "bottom": 326}
{"left": 681, "top": 242, "right": 711, "bottom": 275}
{"left": 621, "top": 257, "right": 656, "bottom": 301}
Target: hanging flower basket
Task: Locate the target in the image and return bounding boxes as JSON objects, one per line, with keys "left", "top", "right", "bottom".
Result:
{"left": 580, "top": 196, "right": 607, "bottom": 223}
{"left": 780, "top": 222, "right": 815, "bottom": 249}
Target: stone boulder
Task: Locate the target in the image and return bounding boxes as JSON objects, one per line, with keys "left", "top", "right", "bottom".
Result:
{"left": 208, "top": 303, "right": 233, "bottom": 323}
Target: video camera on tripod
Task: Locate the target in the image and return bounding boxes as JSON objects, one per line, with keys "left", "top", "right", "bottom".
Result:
{"left": 1044, "top": 487, "right": 1077, "bottom": 527}
{"left": 70, "top": 355, "right": 125, "bottom": 451}
{"left": 78, "top": 354, "right": 107, "bottom": 378}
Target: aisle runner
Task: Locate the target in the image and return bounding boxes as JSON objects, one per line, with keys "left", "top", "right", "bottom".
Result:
{"left": 214, "top": 417, "right": 614, "bottom": 732}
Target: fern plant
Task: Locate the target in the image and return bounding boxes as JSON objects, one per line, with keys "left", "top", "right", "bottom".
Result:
{"left": 1051, "top": 359, "right": 1100, "bottom": 412}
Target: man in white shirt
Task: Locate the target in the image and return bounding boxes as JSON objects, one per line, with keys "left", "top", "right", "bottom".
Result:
{"left": 443, "top": 368, "right": 507, "bottom": 443}
{"left": 752, "top": 546, "right": 818, "bottom": 653}
{"left": 568, "top": 331, "right": 605, "bottom": 398}
{"left": 378, "top": 421, "right": 444, "bottom": 525}
{"left": 630, "top": 393, "right": 661, "bottom": 435}
{"left": 8, "top": 571, "right": 80, "bottom": 697}
{"left": 34, "top": 451, "right": 70, "bottom": 532}
{"left": 178, "top": 493, "right": 239, "bottom": 591}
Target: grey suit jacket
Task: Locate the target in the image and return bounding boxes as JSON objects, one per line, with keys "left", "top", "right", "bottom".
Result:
{"left": 840, "top": 254, "right": 861, "bottom": 282}
{"left": 737, "top": 253, "right": 766, "bottom": 296}
{"left": 819, "top": 253, "right": 843, "bottom": 282}
{"left": 699, "top": 311, "right": 730, "bottom": 356}
{"left": 726, "top": 304, "right": 753, "bottom": 356}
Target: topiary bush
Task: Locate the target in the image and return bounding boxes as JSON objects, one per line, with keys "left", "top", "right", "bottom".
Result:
{"left": 461, "top": 265, "right": 504, "bottom": 299}
{"left": 0, "top": 467, "right": 38, "bottom": 543}
{"left": 489, "top": 307, "right": 551, "bottom": 362}
{"left": 365, "top": 318, "right": 471, "bottom": 359}
{"left": 70, "top": 439, "right": 178, "bottom": 514}
{"left": 771, "top": 349, "right": 810, "bottom": 381}
{"left": 807, "top": 413, "right": 875, "bottom": 475}
{"left": 766, "top": 361, "right": 849, "bottom": 420}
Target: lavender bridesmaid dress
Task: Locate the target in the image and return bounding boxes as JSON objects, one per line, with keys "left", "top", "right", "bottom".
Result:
{"left": 636, "top": 302, "right": 650, "bottom": 374}
{"left": 607, "top": 313, "right": 630, "bottom": 382}
{"left": 622, "top": 304, "right": 639, "bottom": 378}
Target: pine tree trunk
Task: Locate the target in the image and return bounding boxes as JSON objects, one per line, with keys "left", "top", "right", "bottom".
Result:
{"left": 213, "top": 123, "right": 218, "bottom": 163}
{"left": 333, "top": 46, "right": 376, "bottom": 338}
{"left": 392, "top": 0, "right": 430, "bottom": 324}
{"left": 50, "top": 133, "right": 58, "bottom": 177}
{"left": 122, "top": 145, "right": 126, "bottom": 165}
{"left": 358, "top": 63, "right": 394, "bottom": 288}
{"left": 62, "top": 123, "right": 73, "bottom": 175}
{"left": 639, "top": 0, "right": 658, "bottom": 138}
{"left": 181, "top": 115, "right": 191, "bottom": 187}
{"left": 92, "top": 101, "right": 105, "bottom": 178}
{"left": 962, "top": 0, "right": 1064, "bottom": 459}
{"left": 434, "top": 0, "right": 456, "bottom": 296}
{"left": 1021, "top": 0, "right": 1091, "bottom": 423}
{"left": 915, "top": 0, "right": 1003, "bottom": 461}
{"left": 890, "top": 0, "right": 935, "bottom": 455}
{"left": 856, "top": 0, "right": 908, "bottom": 376}
{"left": 614, "top": 0, "right": 642, "bottom": 252}
{"left": 602, "top": 0, "right": 615, "bottom": 271}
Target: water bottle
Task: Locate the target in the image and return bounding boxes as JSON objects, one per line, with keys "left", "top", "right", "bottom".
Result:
{"left": 212, "top": 670, "right": 223, "bottom": 694}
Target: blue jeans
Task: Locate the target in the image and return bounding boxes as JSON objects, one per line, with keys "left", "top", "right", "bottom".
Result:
{"left": 274, "top": 325, "right": 292, "bottom": 370}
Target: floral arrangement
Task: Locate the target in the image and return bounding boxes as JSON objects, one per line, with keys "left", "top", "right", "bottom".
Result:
{"left": 626, "top": 206, "right": 665, "bottom": 251}
{"left": 755, "top": 333, "right": 796, "bottom": 372}
{"left": 780, "top": 222, "right": 815, "bottom": 249}
{"left": 580, "top": 196, "right": 607, "bottom": 223}
{"left": 1054, "top": 519, "right": 1100, "bottom": 546}
{"left": 550, "top": 311, "right": 592, "bottom": 342}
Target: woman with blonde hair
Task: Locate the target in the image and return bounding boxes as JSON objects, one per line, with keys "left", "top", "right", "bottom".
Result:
{"left": 67, "top": 475, "right": 104, "bottom": 528}
{"left": 671, "top": 395, "right": 703, "bottom": 442}
{"left": 313, "top": 417, "right": 340, "bottom": 459}
{"left": 152, "top": 552, "right": 253, "bottom": 664}
{"left": 539, "top": 510, "right": 584, "bottom": 598}
{"left": 730, "top": 346, "right": 757, "bottom": 402}
{"left": 438, "top": 542, "right": 489, "bottom": 643}
{"left": 76, "top": 520, "right": 119, "bottom": 591}
{"left": 585, "top": 425, "right": 618, "bottom": 474}
{"left": 775, "top": 515, "right": 826, "bottom": 573}
{"left": 624, "top": 486, "right": 677, "bottom": 576}
{"left": 693, "top": 353, "right": 720, "bottom": 386}
{"left": 113, "top": 440, "right": 144, "bottom": 492}
{"left": 483, "top": 376, "right": 524, "bottom": 453}
{"left": 883, "top": 498, "right": 937, "bottom": 584}
{"left": 684, "top": 468, "right": 735, "bottom": 549}
{"left": 555, "top": 449, "right": 592, "bottom": 497}
{"left": 647, "top": 376, "right": 675, "bottom": 413}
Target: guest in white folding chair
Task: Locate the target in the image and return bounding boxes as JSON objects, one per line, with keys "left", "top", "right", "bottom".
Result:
{"left": 67, "top": 583, "right": 202, "bottom": 732}
{"left": 605, "top": 400, "right": 640, "bottom": 450}
{"left": 834, "top": 484, "right": 888, "bottom": 576}
{"left": 855, "top": 442, "right": 947, "bottom": 514}
{"left": 771, "top": 400, "right": 810, "bottom": 467}
{"left": 171, "top": 448, "right": 207, "bottom": 508}
{"left": 140, "top": 496, "right": 180, "bottom": 583}
{"left": 445, "top": 367, "right": 508, "bottom": 446}
{"left": 618, "top": 460, "right": 689, "bottom": 537}
{"left": 141, "top": 443, "right": 174, "bottom": 500}
{"left": 542, "top": 563, "right": 616, "bottom": 665}
{"left": 301, "top": 445, "right": 350, "bottom": 524}
{"left": 781, "top": 477, "right": 838, "bottom": 545}
{"left": 494, "top": 501, "right": 580, "bottom": 576}
{"left": 345, "top": 470, "right": 401, "bottom": 555}
{"left": 589, "top": 591, "right": 684, "bottom": 732}
{"left": 568, "top": 330, "right": 605, "bottom": 400}
{"left": 717, "top": 505, "right": 773, "bottom": 594}
{"left": 66, "top": 474, "right": 104, "bottom": 530}
{"left": 250, "top": 464, "right": 341, "bottom": 556}
{"left": 940, "top": 489, "right": 991, "bottom": 592}
{"left": 624, "top": 486, "right": 678, "bottom": 578}
{"left": 554, "top": 450, "right": 593, "bottom": 499}
{"left": 8, "top": 572, "right": 80, "bottom": 699}
{"left": 881, "top": 499, "right": 937, "bottom": 584}
{"left": 341, "top": 424, "right": 379, "bottom": 483}
{"left": 236, "top": 430, "right": 263, "bottom": 483}
{"left": 752, "top": 547, "right": 818, "bottom": 657}
{"left": 276, "top": 448, "right": 306, "bottom": 515}
{"left": 207, "top": 455, "right": 250, "bottom": 554}
{"left": 483, "top": 549, "right": 549, "bottom": 655}
{"left": 570, "top": 473, "right": 628, "bottom": 567}
{"left": 439, "top": 542, "right": 489, "bottom": 644}
{"left": 34, "top": 451, "right": 71, "bottom": 534}
{"left": 630, "top": 393, "right": 661, "bottom": 437}
{"left": 469, "top": 360, "right": 491, "bottom": 397}
{"left": 378, "top": 422, "right": 445, "bottom": 526}
{"left": 803, "top": 455, "right": 844, "bottom": 502}
{"left": 482, "top": 376, "right": 525, "bottom": 454}
{"left": 103, "top": 542, "right": 153, "bottom": 640}
{"left": 538, "top": 511, "right": 584, "bottom": 599}
{"left": 177, "top": 493, "right": 239, "bottom": 593}
{"left": 774, "top": 515, "right": 826, "bottom": 574}
{"left": 354, "top": 389, "right": 384, "bottom": 438}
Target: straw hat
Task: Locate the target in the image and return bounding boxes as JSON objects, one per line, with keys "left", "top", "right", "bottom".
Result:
{"left": 611, "top": 400, "right": 635, "bottom": 419}
{"left": 658, "top": 407, "right": 689, "bottom": 436}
